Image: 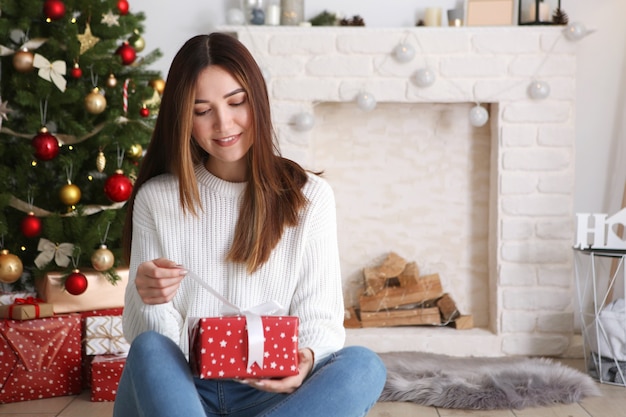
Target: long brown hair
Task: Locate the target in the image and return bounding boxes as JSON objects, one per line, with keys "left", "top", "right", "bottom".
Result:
{"left": 122, "top": 33, "right": 309, "bottom": 272}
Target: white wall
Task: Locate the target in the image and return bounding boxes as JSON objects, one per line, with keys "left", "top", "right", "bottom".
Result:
{"left": 131, "top": 0, "right": 626, "bottom": 215}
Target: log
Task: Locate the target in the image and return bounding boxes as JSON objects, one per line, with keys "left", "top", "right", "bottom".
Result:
{"left": 397, "top": 261, "right": 420, "bottom": 287}
{"left": 451, "top": 314, "right": 474, "bottom": 330}
{"left": 378, "top": 251, "right": 407, "bottom": 278}
{"left": 363, "top": 267, "right": 387, "bottom": 296}
{"left": 436, "top": 293, "right": 460, "bottom": 323}
{"left": 343, "top": 307, "right": 362, "bottom": 328}
{"left": 359, "top": 307, "right": 441, "bottom": 327}
{"left": 359, "top": 273, "right": 443, "bottom": 312}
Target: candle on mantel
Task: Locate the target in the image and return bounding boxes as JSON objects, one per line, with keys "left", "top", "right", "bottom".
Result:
{"left": 266, "top": 3, "right": 281, "bottom": 25}
{"left": 529, "top": 0, "right": 551, "bottom": 22}
{"left": 424, "top": 7, "right": 442, "bottom": 26}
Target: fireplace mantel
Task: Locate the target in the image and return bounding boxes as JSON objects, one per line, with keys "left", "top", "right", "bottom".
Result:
{"left": 221, "top": 25, "right": 580, "bottom": 357}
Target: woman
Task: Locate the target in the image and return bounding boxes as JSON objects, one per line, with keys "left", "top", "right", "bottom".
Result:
{"left": 113, "top": 33, "right": 386, "bottom": 417}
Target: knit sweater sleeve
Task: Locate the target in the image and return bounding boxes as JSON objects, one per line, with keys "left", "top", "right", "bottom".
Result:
{"left": 290, "top": 175, "right": 346, "bottom": 362}
{"left": 121, "top": 179, "right": 185, "bottom": 348}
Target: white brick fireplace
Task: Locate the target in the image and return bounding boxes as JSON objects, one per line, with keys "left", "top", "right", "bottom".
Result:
{"left": 224, "top": 25, "right": 579, "bottom": 357}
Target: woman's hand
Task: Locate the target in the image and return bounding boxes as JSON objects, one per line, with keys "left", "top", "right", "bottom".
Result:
{"left": 240, "top": 348, "right": 315, "bottom": 394}
{"left": 134, "top": 258, "right": 188, "bottom": 305}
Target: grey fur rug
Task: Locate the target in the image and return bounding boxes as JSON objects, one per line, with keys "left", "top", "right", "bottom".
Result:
{"left": 378, "top": 352, "right": 601, "bottom": 410}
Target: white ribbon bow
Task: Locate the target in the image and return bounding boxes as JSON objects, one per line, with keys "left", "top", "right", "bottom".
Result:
{"left": 187, "top": 271, "right": 286, "bottom": 372}
{"left": 34, "top": 238, "right": 74, "bottom": 269}
{"left": 33, "top": 53, "right": 67, "bottom": 92}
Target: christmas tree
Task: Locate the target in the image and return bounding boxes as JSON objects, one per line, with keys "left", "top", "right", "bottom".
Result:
{"left": 0, "top": 0, "right": 163, "bottom": 292}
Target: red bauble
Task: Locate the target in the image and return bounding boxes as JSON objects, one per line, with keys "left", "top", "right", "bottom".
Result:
{"left": 104, "top": 169, "right": 133, "bottom": 202}
{"left": 117, "top": 0, "right": 129, "bottom": 15}
{"left": 139, "top": 106, "right": 150, "bottom": 118}
{"left": 21, "top": 212, "right": 42, "bottom": 238}
{"left": 71, "top": 63, "right": 82, "bottom": 79}
{"left": 32, "top": 127, "right": 60, "bottom": 161}
{"left": 65, "top": 270, "right": 88, "bottom": 295}
{"left": 116, "top": 42, "right": 136, "bottom": 65}
{"left": 43, "top": 0, "right": 66, "bottom": 21}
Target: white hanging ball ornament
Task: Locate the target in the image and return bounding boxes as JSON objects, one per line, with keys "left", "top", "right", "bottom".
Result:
{"left": 469, "top": 105, "right": 489, "bottom": 127}
{"left": 356, "top": 91, "right": 377, "bottom": 112}
{"left": 393, "top": 43, "right": 415, "bottom": 63}
{"left": 413, "top": 67, "right": 436, "bottom": 88}
{"left": 527, "top": 80, "right": 550, "bottom": 100}
{"left": 563, "top": 22, "right": 588, "bottom": 41}
{"left": 293, "top": 112, "right": 315, "bottom": 131}
{"left": 226, "top": 8, "right": 245, "bottom": 25}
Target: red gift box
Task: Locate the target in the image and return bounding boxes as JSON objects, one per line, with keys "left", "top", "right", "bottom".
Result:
{"left": 190, "top": 315, "right": 299, "bottom": 379}
{"left": 90, "top": 355, "right": 126, "bottom": 402}
{"left": 0, "top": 313, "right": 82, "bottom": 403}
{"left": 80, "top": 308, "right": 124, "bottom": 389}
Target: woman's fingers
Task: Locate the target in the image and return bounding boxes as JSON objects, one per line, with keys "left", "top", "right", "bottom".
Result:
{"left": 135, "top": 259, "right": 188, "bottom": 304}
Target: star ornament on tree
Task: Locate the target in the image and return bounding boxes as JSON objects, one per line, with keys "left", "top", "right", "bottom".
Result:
{"left": 101, "top": 10, "right": 120, "bottom": 27}
{"left": 77, "top": 23, "right": 100, "bottom": 55}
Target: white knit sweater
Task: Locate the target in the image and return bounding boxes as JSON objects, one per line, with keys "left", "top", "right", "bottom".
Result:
{"left": 122, "top": 164, "right": 346, "bottom": 362}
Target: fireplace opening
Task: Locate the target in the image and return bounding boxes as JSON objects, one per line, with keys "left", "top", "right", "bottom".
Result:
{"left": 308, "top": 101, "right": 494, "bottom": 329}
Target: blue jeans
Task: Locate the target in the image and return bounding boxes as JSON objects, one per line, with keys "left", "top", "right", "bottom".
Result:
{"left": 113, "top": 331, "right": 386, "bottom": 417}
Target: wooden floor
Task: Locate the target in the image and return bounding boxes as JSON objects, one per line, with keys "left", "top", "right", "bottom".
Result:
{"left": 0, "top": 359, "right": 624, "bottom": 417}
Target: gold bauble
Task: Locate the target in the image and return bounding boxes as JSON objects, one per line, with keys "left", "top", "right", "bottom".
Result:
{"left": 105, "top": 73, "right": 118, "bottom": 88}
{"left": 0, "top": 249, "right": 23, "bottom": 284}
{"left": 149, "top": 78, "right": 166, "bottom": 95}
{"left": 91, "top": 244, "right": 115, "bottom": 271}
{"left": 85, "top": 87, "right": 107, "bottom": 114}
{"left": 96, "top": 150, "right": 106, "bottom": 172}
{"left": 13, "top": 48, "right": 34, "bottom": 73}
{"left": 59, "top": 182, "right": 82, "bottom": 205}
{"left": 129, "top": 31, "right": 145, "bottom": 53}
{"left": 127, "top": 143, "right": 143, "bottom": 160}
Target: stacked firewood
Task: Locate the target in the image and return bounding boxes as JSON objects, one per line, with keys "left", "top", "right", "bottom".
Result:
{"left": 345, "top": 252, "right": 473, "bottom": 330}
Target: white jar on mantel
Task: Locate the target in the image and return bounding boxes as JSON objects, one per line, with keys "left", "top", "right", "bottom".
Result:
{"left": 265, "top": 0, "right": 281, "bottom": 26}
{"left": 280, "top": 0, "right": 304, "bottom": 26}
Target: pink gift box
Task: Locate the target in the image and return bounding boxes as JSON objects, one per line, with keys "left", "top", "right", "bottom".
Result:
{"left": 190, "top": 315, "right": 299, "bottom": 379}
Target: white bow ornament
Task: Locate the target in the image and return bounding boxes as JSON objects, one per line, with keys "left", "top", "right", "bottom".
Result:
{"left": 34, "top": 238, "right": 74, "bottom": 269}
{"left": 33, "top": 53, "right": 67, "bottom": 92}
